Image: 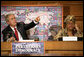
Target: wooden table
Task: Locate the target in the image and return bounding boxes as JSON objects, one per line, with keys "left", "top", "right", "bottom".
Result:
{"left": 44, "top": 41, "right": 83, "bottom": 56}
{"left": 1, "top": 41, "right": 83, "bottom": 56}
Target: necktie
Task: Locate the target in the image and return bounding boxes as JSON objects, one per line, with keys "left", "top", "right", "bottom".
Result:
{"left": 14, "top": 28, "right": 19, "bottom": 41}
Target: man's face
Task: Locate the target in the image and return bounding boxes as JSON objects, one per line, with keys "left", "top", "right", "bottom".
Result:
{"left": 7, "top": 14, "right": 17, "bottom": 27}
{"left": 66, "top": 21, "right": 75, "bottom": 30}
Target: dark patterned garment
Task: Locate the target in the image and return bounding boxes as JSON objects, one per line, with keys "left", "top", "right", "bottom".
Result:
{"left": 54, "top": 28, "right": 83, "bottom": 40}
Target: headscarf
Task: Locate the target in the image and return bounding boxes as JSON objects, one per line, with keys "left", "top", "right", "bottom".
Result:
{"left": 64, "top": 15, "right": 76, "bottom": 24}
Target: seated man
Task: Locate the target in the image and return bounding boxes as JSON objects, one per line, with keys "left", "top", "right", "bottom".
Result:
{"left": 2, "top": 14, "right": 40, "bottom": 42}
{"left": 54, "top": 15, "right": 83, "bottom": 40}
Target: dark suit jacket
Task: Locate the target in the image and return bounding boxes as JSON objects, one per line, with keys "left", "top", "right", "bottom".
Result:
{"left": 2, "top": 21, "right": 38, "bottom": 42}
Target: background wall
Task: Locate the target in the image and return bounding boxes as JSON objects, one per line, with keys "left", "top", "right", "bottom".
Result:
{"left": 63, "top": 1, "right": 83, "bottom": 32}
{"left": 1, "top": 1, "right": 63, "bottom": 41}
{"left": 1, "top": 1, "right": 83, "bottom": 32}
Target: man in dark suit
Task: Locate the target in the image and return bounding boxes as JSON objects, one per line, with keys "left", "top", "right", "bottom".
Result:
{"left": 2, "top": 14, "right": 40, "bottom": 42}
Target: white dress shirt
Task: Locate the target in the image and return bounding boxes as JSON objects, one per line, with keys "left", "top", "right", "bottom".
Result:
{"left": 10, "top": 26, "right": 23, "bottom": 41}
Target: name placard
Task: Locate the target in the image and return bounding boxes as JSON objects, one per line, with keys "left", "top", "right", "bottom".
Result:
{"left": 63, "top": 37, "right": 77, "bottom": 41}
{"left": 12, "top": 42, "right": 44, "bottom": 55}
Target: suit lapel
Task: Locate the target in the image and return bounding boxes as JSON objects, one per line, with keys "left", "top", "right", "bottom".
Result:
{"left": 16, "top": 23, "right": 23, "bottom": 37}
{"left": 8, "top": 25, "right": 18, "bottom": 40}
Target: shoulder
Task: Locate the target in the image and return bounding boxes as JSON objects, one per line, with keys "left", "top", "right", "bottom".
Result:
{"left": 59, "top": 29, "right": 64, "bottom": 33}
{"left": 2, "top": 26, "right": 10, "bottom": 34}
{"left": 17, "top": 22, "right": 25, "bottom": 26}
{"left": 57, "top": 28, "right": 65, "bottom": 35}
{"left": 17, "top": 22, "right": 25, "bottom": 24}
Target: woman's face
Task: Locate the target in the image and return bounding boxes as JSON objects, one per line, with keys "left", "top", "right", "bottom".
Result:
{"left": 66, "top": 21, "right": 75, "bottom": 30}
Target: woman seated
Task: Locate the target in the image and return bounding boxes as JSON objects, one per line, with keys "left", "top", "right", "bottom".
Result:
{"left": 54, "top": 15, "right": 83, "bottom": 40}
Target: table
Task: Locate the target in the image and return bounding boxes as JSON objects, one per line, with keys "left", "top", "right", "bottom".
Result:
{"left": 1, "top": 41, "right": 83, "bottom": 56}
{"left": 44, "top": 41, "right": 83, "bottom": 56}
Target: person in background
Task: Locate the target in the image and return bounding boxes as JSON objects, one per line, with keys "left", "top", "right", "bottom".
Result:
{"left": 54, "top": 15, "right": 83, "bottom": 40}
{"left": 2, "top": 14, "right": 40, "bottom": 42}
{"left": 48, "top": 25, "right": 62, "bottom": 41}
{"left": 48, "top": 29, "right": 57, "bottom": 41}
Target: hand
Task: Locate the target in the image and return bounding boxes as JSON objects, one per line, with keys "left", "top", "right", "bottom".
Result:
{"left": 75, "top": 24, "right": 79, "bottom": 31}
{"left": 8, "top": 37, "right": 16, "bottom": 42}
{"left": 35, "top": 16, "right": 40, "bottom": 22}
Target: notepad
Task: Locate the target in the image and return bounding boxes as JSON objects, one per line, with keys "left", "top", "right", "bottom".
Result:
{"left": 19, "top": 40, "right": 34, "bottom": 42}
{"left": 63, "top": 37, "right": 77, "bottom": 41}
